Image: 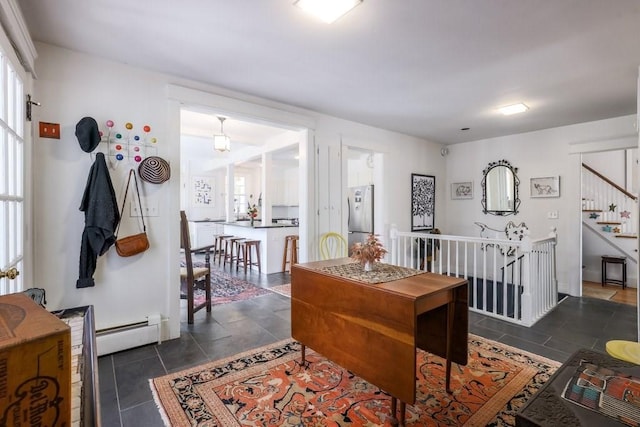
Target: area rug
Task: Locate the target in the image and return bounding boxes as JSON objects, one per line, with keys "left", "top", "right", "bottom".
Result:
{"left": 583, "top": 286, "right": 617, "bottom": 300}
{"left": 269, "top": 283, "right": 291, "bottom": 298}
{"left": 150, "top": 335, "right": 560, "bottom": 426}
{"left": 180, "top": 268, "right": 271, "bottom": 306}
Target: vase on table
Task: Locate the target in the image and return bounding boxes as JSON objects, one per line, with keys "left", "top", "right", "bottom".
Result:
{"left": 363, "top": 261, "right": 373, "bottom": 272}
{"left": 251, "top": 218, "right": 255, "bottom": 226}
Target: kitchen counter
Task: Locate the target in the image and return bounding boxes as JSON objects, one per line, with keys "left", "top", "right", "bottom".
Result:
{"left": 223, "top": 223, "right": 299, "bottom": 274}
{"left": 220, "top": 221, "right": 298, "bottom": 229}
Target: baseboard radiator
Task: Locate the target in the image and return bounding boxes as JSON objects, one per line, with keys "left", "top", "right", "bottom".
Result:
{"left": 96, "top": 314, "right": 162, "bottom": 356}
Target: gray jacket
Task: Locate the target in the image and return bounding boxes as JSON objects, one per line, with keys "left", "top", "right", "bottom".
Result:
{"left": 77, "top": 153, "right": 120, "bottom": 288}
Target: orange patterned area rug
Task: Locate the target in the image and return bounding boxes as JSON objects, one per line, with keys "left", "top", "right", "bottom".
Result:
{"left": 150, "top": 335, "right": 560, "bottom": 426}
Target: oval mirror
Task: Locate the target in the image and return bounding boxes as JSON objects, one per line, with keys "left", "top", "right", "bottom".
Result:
{"left": 481, "top": 160, "right": 520, "bottom": 216}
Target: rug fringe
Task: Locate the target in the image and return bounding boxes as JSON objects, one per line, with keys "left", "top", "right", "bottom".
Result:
{"left": 149, "top": 378, "right": 172, "bottom": 427}
{"left": 468, "top": 333, "right": 562, "bottom": 367}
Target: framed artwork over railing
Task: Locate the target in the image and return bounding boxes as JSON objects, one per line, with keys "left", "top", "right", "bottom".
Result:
{"left": 411, "top": 173, "right": 435, "bottom": 231}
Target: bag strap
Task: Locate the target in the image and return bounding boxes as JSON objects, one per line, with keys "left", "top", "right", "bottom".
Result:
{"left": 116, "top": 169, "right": 146, "bottom": 237}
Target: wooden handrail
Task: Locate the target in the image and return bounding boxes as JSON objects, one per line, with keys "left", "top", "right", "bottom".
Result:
{"left": 582, "top": 163, "right": 637, "bottom": 201}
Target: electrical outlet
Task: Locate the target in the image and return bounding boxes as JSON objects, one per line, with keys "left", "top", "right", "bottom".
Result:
{"left": 130, "top": 200, "right": 159, "bottom": 217}
{"left": 547, "top": 211, "right": 559, "bottom": 219}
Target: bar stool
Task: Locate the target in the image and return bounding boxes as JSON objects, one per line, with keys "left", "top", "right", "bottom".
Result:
{"left": 601, "top": 255, "right": 627, "bottom": 289}
{"left": 237, "top": 239, "right": 261, "bottom": 274}
{"left": 214, "top": 234, "right": 233, "bottom": 265}
{"left": 282, "top": 235, "right": 299, "bottom": 273}
{"left": 223, "top": 237, "right": 244, "bottom": 268}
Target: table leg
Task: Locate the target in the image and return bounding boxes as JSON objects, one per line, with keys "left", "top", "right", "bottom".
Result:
{"left": 389, "top": 397, "right": 406, "bottom": 426}
{"left": 391, "top": 397, "right": 397, "bottom": 425}
{"left": 445, "top": 299, "right": 455, "bottom": 393}
{"left": 300, "top": 344, "right": 307, "bottom": 367}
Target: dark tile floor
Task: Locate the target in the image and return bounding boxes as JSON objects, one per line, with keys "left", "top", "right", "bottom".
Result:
{"left": 98, "top": 267, "right": 638, "bottom": 426}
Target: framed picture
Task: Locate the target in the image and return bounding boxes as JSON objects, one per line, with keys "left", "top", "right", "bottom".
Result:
{"left": 530, "top": 176, "right": 560, "bottom": 198}
{"left": 411, "top": 173, "right": 435, "bottom": 231}
{"left": 192, "top": 176, "right": 214, "bottom": 206}
{"left": 451, "top": 181, "right": 473, "bottom": 200}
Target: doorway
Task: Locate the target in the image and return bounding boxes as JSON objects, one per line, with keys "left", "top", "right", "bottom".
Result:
{"left": 580, "top": 149, "right": 638, "bottom": 302}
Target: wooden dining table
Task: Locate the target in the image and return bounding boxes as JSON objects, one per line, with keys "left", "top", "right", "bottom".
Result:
{"left": 291, "top": 258, "right": 469, "bottom": 426}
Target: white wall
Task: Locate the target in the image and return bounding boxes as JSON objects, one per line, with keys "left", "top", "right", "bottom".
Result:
{"left": 444, "top": 115, "right": 638, "bottom": 295}
{"left": 31, "top": 43, "right": 445, "bottom": 341}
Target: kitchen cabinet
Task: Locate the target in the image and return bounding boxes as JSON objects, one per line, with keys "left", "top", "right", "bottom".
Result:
{"left": 272, "top": 166, "right": 299, "bottom": 206}
{"left": 189, "top": 221, "right": 224, "bottom": 247}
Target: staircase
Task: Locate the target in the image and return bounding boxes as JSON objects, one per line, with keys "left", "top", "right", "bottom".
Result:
{"left": 581, "top": 162, "right": 638, "bottom": 262}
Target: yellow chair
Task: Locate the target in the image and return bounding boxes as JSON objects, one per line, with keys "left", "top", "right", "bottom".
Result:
{"left": 606, "top": 340, "right": 640, "bottom": 364}
{"left": 319, "top": 232, "right": 348, "bottom": 260}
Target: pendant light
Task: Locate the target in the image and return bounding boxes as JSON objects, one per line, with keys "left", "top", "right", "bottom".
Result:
{"left": 213, "top": 116, "right": 231, "bottom": 152}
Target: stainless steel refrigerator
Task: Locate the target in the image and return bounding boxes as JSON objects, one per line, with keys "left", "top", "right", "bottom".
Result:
{"left": 348, "top": 185, "right": 374, "bottom": 252}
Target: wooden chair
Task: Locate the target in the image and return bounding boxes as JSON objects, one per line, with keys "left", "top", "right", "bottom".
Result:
{"left": 417, "top": 228, "right": 441, "bottom": 271}
{"left": 319, "top": 232, "right": 348, "bottom": 260}
{"left": 180, "top": 211, "right": 216, "bottom": 324}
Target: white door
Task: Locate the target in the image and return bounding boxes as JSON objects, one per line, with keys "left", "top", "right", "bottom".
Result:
{"left": 0, "top": 26, "right": 30, "bottom": 294}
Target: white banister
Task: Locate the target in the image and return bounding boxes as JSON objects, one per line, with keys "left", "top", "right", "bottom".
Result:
{"left": 387, "top": 229, "right": 558, "bottom": 327}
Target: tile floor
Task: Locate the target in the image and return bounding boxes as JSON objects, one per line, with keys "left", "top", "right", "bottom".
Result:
{"left": 98, "top": 267, "right": 638, "bottom": 426}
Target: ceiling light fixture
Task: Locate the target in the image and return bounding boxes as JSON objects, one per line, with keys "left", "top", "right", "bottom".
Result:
{"left": 498, "top": 103, "right": 529, "bottom": 116}
{"left": 294, "top": 0, "right": 363, "bottom": 24}
{"left": 213, "top": 116, "right": 231, "bottom": 152}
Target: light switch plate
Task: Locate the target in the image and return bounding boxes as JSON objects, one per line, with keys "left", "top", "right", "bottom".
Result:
{"left": 130, "top": 200, "right": 159, "bottom": 217}
{"left": 39, "top": 122, "right": 60, "bottom": 139}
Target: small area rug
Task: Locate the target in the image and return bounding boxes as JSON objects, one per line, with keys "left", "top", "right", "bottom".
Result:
{"left": 150, "top": 335, "right": 560, "bottom": 426}
{"left": 269, "top": 283, "right": 291, "bottom": 298}
{"left": 583, "top": 286, "right": 617, "bottom": 300}
{"left": 180, "top": 268, "right": 270, "bottom": 306}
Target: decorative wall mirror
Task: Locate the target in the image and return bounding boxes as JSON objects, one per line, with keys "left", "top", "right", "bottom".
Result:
{"left": 481, "top": 159, "right": 520, "bottom": 216}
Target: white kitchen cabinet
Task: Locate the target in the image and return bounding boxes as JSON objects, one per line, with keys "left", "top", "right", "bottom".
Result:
{"left": 189, "top": 221, "right": 224, "bottom": 248}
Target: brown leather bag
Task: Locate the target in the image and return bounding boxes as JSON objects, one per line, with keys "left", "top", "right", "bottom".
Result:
{"left": 115, "top": 169, "right": 150, "bottom": 257}
{"left": 115, "top": 232, "right": 149, "bottom": 257}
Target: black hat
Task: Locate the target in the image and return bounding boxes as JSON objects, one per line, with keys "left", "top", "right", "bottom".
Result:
{"left": 75, "top": 117, "right": 100, "bottom": 153}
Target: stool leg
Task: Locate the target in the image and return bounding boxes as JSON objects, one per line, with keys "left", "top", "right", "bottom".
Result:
{"left": 282, "top": 239, "right": 289, "bottom": 272}
{"left": 623, "top": 261, "right": 627, "bottom": 289}
{"left": 601, "top": 259, "right": 605, "bottom": 286}
{"left": 244, "top": 244, "right": 249, "bottom": 274}
{"left": 255, "top": 243, "right": 261, "bottom": 274}
{"left": 293, "top": 240, "right": 298, "bottom": 265}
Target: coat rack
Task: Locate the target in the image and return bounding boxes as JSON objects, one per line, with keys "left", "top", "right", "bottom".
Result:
{"left": 99, "top": 120, "right": 158, "bottom": 168}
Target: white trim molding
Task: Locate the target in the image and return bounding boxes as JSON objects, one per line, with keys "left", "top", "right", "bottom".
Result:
{"left": 0, "top": 0, "right": 37, "bottom": 74}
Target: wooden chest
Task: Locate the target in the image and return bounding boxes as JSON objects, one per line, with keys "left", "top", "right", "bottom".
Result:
{"left": 0, "top": 293, "right": 71, "bottom": 426}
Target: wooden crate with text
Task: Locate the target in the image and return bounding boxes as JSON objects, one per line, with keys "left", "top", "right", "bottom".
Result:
{"left": 0, "top": 293, "right": 71, "bottom": 426}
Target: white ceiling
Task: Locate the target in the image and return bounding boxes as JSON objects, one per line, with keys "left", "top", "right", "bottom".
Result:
{"left": 17, "top": 0, "right": 640, "bottom": 145}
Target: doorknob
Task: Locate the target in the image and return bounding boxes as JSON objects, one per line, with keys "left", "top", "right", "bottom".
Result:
{"left": 0, "top": 268, "right": 19, "bottom": 280}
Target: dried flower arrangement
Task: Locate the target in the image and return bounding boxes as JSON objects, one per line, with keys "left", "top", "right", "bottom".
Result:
{"left": 350, "top": 234, "right": 387, "bottom": 266}
{"left": 247, "top": 203, "right": 258, "bottom": 219}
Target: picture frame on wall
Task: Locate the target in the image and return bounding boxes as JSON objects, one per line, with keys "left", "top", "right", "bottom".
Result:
{"left": 530, "top": 176, "right": 560, "bottom": 198}
{"left": 451, "top": 181, "right": 473, "bottom": 200}
{"left": 192, "top": 176, "right": 214, "bottom": 206}
{"left": 411, "top": 173, "right": 435, "bottom": 231}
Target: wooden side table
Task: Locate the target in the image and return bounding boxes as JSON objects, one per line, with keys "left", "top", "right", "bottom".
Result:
{"left": 601, "top": 255, "right": 627, "bottom": 289}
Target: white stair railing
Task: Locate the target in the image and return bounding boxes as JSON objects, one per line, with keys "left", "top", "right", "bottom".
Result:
{"left": 388, "top": 227, "right": 558, "bottom": 327}
{"left": 582, "top": 163, "right": 638, "bottom": 236}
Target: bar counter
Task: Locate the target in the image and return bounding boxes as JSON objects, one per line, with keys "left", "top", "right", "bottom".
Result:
{"left": 222, "top": 222, "right": 299, "bottom": 273}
